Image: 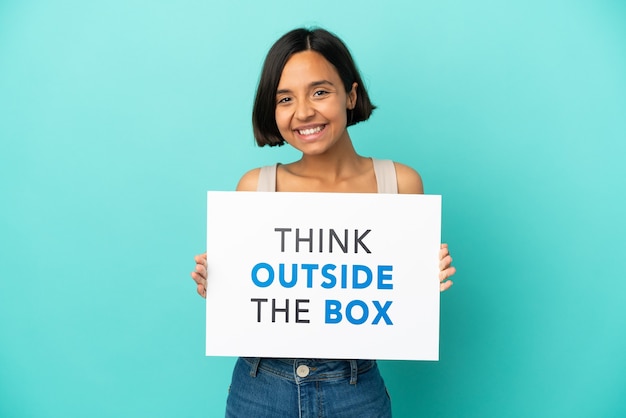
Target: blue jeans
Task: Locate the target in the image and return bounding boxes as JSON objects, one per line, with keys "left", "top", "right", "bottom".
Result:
{"left": 225, "top": 357, "right": 391, "bottom": 417}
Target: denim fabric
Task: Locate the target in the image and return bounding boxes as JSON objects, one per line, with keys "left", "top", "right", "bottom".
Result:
{"left": 225, "top": 357, "right": 391, "bottom": 418}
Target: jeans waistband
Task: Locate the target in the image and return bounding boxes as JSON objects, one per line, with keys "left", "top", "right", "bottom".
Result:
{"left": 243, "top": 357, "right": 376, "bottom": 385}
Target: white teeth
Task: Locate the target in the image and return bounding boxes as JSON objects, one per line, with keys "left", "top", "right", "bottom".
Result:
{"left": 298, "top": 125, "right": 324, "bottom": 135}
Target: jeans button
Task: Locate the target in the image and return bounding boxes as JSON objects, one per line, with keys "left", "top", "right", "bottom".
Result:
{"left": 296, "top": 365, "right": 310, "bottom": 378}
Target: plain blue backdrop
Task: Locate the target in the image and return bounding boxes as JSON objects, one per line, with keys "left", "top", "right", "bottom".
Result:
{"left": 1, "top": 0, "right": 625, "bottom": 417}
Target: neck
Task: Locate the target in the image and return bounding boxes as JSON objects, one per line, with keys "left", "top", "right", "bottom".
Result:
{"left": 295, "top": 134, "right": 365, "bottom": 179}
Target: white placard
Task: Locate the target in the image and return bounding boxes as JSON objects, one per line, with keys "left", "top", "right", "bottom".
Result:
{"left": 206, "top": 191, "right": 441, "bottom": 361}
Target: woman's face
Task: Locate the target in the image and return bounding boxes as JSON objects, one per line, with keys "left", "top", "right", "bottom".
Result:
{"left": 275, "top": 50, "right": 357, "bottom": 155}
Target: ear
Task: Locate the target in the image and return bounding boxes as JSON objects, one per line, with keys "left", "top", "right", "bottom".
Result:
{"left": 347, "top": 82, "right": 358, "bottom": 110}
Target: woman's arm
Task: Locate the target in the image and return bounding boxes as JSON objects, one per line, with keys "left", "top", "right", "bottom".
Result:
{"left": 395, "top": 162, "right": 456, "bottom": 292}
{"left": 236, "top": 168, "right": 261, "bottom": 191}
{"left": 394, "top": 162, "right": 424, "bottom": 194}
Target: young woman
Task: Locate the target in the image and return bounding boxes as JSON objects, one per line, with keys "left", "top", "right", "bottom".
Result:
{"left": 191, "top": 27, "right": 456, "bottom": 417}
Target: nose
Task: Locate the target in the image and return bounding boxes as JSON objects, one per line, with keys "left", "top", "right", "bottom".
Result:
{"left": 295, "top": 98, "right": 315, "bottom": 120}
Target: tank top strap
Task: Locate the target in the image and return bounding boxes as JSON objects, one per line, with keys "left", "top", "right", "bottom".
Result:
{"left": 256, "top": 160, "right": 397, "bottom": 193}
{"left": 372, "top": 159, "right": 398, "bottom": 194}
{"left": 256, "top": 164, "right": 278, "bottom": 192}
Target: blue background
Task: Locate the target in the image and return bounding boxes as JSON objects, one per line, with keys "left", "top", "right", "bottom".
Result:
{"left": 1, "top": 0, "right": 625, "bottom": 416}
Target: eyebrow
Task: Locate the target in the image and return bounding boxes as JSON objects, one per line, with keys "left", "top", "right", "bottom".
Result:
{"left": 276, "top": 80, "right": 335, "bottom": 95}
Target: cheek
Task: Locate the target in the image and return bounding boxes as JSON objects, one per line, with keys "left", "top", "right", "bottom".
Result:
{"left": 274, "top": 109, "right": 289, "bottom": 132}
{"left": 324, "top": 98, "right": 348, "bottom": 122}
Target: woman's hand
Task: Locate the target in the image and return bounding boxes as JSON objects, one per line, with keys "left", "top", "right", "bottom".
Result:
{"left": 439, "top": 244, "right": 456, "bottom": 292}
{"left": 190, "top": 253, "right": 208, "bottom": 298}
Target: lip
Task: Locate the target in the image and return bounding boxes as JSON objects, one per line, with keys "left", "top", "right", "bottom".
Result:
{"left": 293, "top": 124, "right": 327, "bottom": 142}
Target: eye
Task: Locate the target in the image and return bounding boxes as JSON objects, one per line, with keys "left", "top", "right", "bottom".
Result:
{"left": 313, "top": 90, "right": 329, "bottom": 97}
{"left": 277, "top": 96, "right": 291, "bottom": 104}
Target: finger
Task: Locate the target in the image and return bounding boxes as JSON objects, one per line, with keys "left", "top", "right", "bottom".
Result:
{"left": 197, "top": 283, "right": 207, "bottom": 298}
{"left": 194, "top": 262, "right": 208, "bottom": 280}
{"left": 440, "top": 243, "right": 448, "bottom": 250}
{"left": 191, "top": 271, "right": 207, "bottom": 298}
{"left": 440, "top": 280, "right": 453, "bottom": 292}
{"left": 194, "top": 253, "right": 207, "bottom": 266}
{"left": 439, "top": 266, "right": 456, "bottom": 282}
{"left": 439, "top": 255, "right": 453, "bottom": 271}
{"left": 191, "top": 271, "right": 207, "bottom": 287}
{"left": 439, "top": 246, "right": 449, "bottom": 261}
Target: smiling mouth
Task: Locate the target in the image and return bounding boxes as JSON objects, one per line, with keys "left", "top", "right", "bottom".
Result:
{"left": 297, "top": 125, "right": 325, "bottom": 135}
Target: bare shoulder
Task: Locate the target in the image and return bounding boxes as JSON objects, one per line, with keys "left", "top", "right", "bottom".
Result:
{"left": 393, "top": 162, "right": 424, "bottom": 194}
{"left": 236, "top": 167, "right": 261, "bottom": 191}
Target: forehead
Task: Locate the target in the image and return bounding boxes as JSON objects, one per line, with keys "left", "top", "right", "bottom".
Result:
{"left": 278, "top": 50, "right": 342, "bottom": 87}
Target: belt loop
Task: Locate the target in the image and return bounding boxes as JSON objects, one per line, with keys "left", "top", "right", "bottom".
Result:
{"left": 349, "top": 360, "right": 358, "bottom": 385}
{"left": 249, "top": 358, "right": 261, "bottom": 377}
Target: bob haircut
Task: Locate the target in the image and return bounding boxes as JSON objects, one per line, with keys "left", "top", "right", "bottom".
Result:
{"left": 252, "top": 28, "right": 376, "bottom": 147}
